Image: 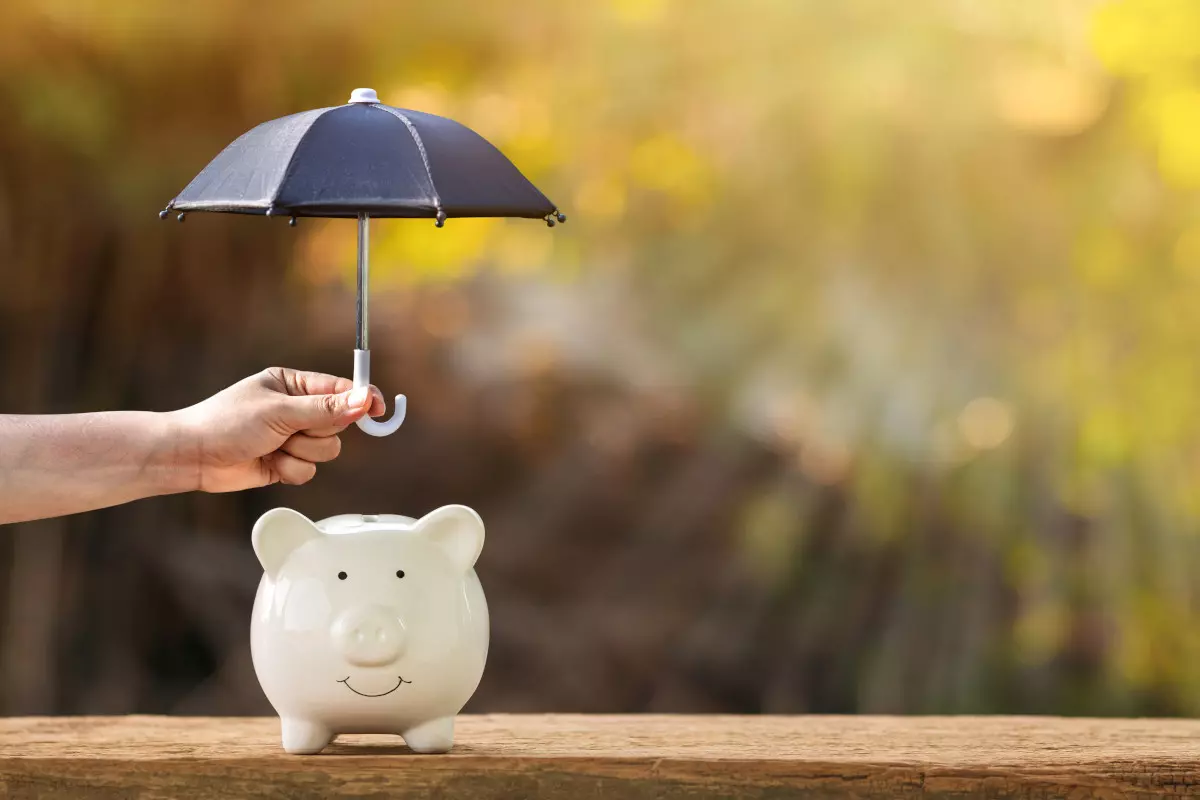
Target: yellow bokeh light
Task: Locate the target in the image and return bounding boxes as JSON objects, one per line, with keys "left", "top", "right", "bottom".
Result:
{"left": 610, "top": 0, "right": 669, "bottom": 27}
{"left": 991, "top": 60, "right": 1109, "bottom": 136}
{"left": 957, "top": 397, "right": 1015, "bottom": 450}
{"left": 629, "top": 133, "right": 712, "bottom": 208}
{"left": 374, "top": 218, "right": 499, "bottom": 285}
{"left": 1092, "top": 0, "right": 1200, "bottom": 77}
{"left": 1151, "top": 86, "right": 1200, "bottom": 186}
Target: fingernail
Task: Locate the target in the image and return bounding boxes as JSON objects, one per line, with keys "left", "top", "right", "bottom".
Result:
{"left": 346, "top": 386, "right": 370, "bottom": 409}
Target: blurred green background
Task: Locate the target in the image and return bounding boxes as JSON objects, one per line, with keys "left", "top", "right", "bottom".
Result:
{"left": 1, "top": 0, "right": 1198, "bottom": 717}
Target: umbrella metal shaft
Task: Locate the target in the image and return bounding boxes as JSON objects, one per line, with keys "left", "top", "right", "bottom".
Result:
{"left": 356, "top": 212, "right": 369, "bottom": 350}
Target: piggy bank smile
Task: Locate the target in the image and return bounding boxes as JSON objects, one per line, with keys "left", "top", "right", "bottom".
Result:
{"left": 249, "top": 506, "right": 489, "bottom": 755}
{"left": 338, "top": 675, "right": 412, "bottom": 697}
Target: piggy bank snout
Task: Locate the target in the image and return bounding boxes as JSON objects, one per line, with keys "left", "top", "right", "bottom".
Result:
{"left": 330, "top": 606, "right": 406, "bottom": 667}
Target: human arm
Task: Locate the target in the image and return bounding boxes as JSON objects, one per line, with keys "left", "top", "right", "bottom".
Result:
{"left": 0, "top": 367, "right": 385, "bottom": 524}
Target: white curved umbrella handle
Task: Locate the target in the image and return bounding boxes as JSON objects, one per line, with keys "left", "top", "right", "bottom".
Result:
{"left": 352, "top": 349, "right": 406, "bottom": 436}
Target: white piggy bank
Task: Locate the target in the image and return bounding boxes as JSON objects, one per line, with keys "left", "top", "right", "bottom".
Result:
{"left": 249, "top": 505, "right": 489, "bottom": 754}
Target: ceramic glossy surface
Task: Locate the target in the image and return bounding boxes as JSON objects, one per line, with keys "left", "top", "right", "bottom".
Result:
{"left": 250, "top": 506, "right": 488, "bottom": 754}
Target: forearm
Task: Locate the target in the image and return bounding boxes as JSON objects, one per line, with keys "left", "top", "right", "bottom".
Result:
{"left": 0, "top": 412, "right": 198, "bottom": 524}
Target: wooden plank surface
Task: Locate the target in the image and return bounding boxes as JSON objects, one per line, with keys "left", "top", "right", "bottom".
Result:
{"left": 2, "top": 714, "right": 1200, "bottom": 798}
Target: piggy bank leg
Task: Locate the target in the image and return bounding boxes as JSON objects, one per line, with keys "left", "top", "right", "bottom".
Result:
{"left": 280, "top": 717, "right": 333, "bottom": 755}
{"left": 401, "top": 716, "right": 455, "bottom": 754}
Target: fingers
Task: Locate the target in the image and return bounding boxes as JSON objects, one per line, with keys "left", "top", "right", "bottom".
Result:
{"left": 273, "top": 386, "right": 374, "bottom": 433}
{"left": 262, "top": 368, "right": 353, "bottom": 398}
{"left": 365, "top": 386, "right": 387, "bottom": 418}
{"left": 280, "top": 432, "right": 342, "bottom": 463}
{"left": 264, "top": 451, "right": 318, "bottom": 486}
{"left": 301, "top": 386, "right": 387, "bottom": 436}
{"left": 260, "top": 368, "right": 387, "bottom": 435}
{"left": 263, "top": 367, "right": 386, "bottom": 414}
{"left": 264, "top": 434, "right": 342, "bottom": 487}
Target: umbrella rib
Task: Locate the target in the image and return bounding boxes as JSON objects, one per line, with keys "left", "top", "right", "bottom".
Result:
{"left": 266, "top": 106, "right": 340, "bottom": 212}
{"left": 371, "top": 105, "right": 443, "bottom": 214}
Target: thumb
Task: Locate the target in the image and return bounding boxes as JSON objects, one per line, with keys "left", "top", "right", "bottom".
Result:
{"left": 277, "top": 386, "right": 372, "bottom": 432}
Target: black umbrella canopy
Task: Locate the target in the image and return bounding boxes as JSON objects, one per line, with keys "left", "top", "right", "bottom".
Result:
{"left": 162, "top": 88, "right": 566, "bottom": 438}
{"left": 165, "top": 88, "right": 562, "bottom": 224}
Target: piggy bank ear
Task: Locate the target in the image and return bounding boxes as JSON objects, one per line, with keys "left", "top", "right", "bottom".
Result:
{"left": 252, "top": 508, "right": 321, "bottom": 578}
{"left": 413, "top": 505, "right": 484, "bottom": 572}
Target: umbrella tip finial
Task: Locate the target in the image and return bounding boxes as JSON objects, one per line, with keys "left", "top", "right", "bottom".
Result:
{"left": 177, "top": 212, "right": 186, "bottom": 223}
{"left": 435, "top": 209, "right": 447, "bottom": 228}
{"left": 349, "top": 87, "right": 379, "bottom": 104}
{"left": 289, "top": 216, "right": 297, "bottom": 227}
{"left": 556, "top": 211, "right": 567, "bottom": 223}
{"left": 159, "top": 208, "right": 170, "bottom": 220}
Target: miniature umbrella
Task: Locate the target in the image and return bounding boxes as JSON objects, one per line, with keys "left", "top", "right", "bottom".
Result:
{"left": 162, "top": 87, "right": 565, "bottom": 437}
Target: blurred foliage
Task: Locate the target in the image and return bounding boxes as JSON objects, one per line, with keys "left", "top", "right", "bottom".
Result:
{"left": 4, "top": 0, "right": 1200, "bottom": 717}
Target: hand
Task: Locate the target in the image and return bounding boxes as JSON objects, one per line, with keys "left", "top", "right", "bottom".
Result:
{"left": 172, "top": 368, "right": 386, "bottom": 493}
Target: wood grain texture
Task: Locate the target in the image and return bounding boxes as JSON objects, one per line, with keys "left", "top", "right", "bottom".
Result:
{"left": 2, "top": 714, "right": 1200, "bottom": 799}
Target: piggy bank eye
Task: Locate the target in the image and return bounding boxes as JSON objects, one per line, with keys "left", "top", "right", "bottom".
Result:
{"left": 337, "top": 571, "right": 347, "bottom": 580}
{"left": 396, "top": 570, "right": 406, "bottom": 579}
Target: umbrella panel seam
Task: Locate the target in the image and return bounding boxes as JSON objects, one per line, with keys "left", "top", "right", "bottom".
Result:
{"left": 370, "top": 104, "right": 443, "bottom": 213}
{"left": 268, "top": 106, "right": 340, "bottom": 212}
